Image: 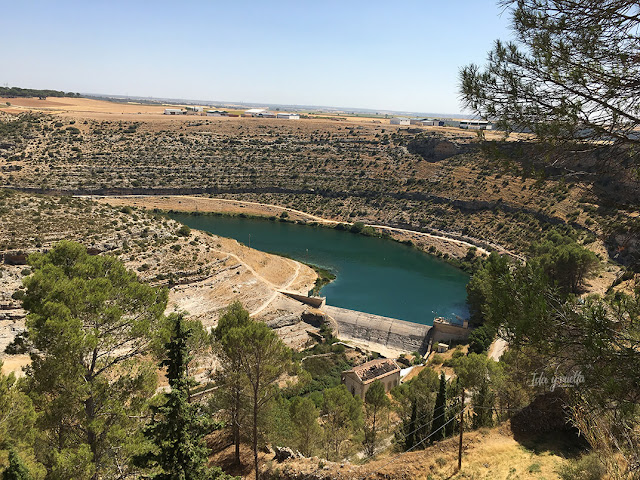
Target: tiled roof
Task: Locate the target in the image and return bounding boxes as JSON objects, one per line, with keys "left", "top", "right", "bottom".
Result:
{"left": 348, "top": 359, "right": 400, "bottom": 383}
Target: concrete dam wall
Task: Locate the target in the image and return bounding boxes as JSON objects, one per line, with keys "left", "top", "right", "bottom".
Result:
{"left": 323, "top": 305, "right": 432, "bottom": 353}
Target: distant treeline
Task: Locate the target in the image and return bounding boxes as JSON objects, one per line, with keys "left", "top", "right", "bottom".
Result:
{"left": 0, "top": 86, "right": 81, "bottom": 98}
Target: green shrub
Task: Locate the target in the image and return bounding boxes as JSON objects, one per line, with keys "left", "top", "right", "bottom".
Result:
{"left": 558, "top": 453, "right": 605, "bottom": 480}
{"left": 176, "top": 225, "right": 191, "bottom": 237}
{"left": 430, "top": 353, "right": 444, "bottom": 365}
{"left": 350, "top": 221, "right": 365, "bottom": 234}
{"left": 11, "top": 289, "right": 25, "bottom": 301}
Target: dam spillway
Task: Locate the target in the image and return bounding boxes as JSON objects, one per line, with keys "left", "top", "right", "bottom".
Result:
{"left": 322, "top": 305, "right": 432, "bottom": 353}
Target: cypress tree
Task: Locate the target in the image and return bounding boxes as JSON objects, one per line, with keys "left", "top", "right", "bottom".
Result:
{"left": 472, "top": 379, "right": 494, "bottom": 429}
{"left": 404, "top": 400, "right": 417, "bottom": 450}
{"left": 136, "top": 314, "right": 218, "bottom": 480}
{"left": 2, "top": 451, "right": 33, "bottom": 480}
{"left": 430, "top": 372, "right": 447, "bottom": 441}
{"left": 446, "top": 377, "right": 459, "bottom": 437}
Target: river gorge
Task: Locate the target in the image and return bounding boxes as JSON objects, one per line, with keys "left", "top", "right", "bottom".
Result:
{"left": 169, "top": 213, "right": 470, "bottom": 326}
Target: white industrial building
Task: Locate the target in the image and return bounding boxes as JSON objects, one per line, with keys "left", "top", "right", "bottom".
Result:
{"left": 185, "top": 106, "right": 204, "bottom": 114}
{"left": 164, "top": 108, "right": 186, "bottom": 115}
{"left": 206, "top": 110, "right": 228, "bottom": 116}
{"left": 390, "top": 117, "right": 410, "bottom": 125}
{"left": 276, "top": 113, "right": 300, "bottom": 120}
{"left": 244, "top": 108, "right": 268, "bottom": 116}
{"left": 459, "top": 119, "right": 492, "bottom": 130}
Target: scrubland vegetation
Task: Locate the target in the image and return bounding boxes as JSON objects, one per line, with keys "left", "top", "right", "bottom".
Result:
{"left": 1, "top": 0, "right": 639, "bottom": 478}
{"left": 0, "top": 108, "right": 637, "bottom": 268}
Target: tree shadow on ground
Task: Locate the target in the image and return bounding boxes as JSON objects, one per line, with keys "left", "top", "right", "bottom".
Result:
{"left": 510, "top": 391, "right": 589, "bottom": 459}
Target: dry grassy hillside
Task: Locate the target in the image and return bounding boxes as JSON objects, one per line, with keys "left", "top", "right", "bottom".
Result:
{"left": 0, "top": 98, "right": 637, "bottom": 269}
{"left": 211, "top": 423, "right": 577, "bottom": 480}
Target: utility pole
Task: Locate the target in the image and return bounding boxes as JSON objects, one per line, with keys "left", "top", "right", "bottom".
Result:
{"left": 458, "top": 388, "right": 464, "bottom": 471}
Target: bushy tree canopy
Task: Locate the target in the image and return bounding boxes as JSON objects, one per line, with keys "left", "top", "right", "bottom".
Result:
{"left": 460, "top": 0, "right": 640, "bottom": 152}
{"left": 22, "top": 241, "right": 168, "bottom": 479}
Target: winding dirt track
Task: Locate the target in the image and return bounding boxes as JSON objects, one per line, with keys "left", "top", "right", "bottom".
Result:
{"left": 249, "top": 260, "right": 301, "bottom": 316}
{"left": 207, "top": 198, "right": 497, "bottom": 255}
{"left": 205, "top": 244, "right": 303, "bottom": 317}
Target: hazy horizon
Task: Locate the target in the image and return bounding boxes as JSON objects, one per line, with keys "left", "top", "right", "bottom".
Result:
{"left": 2, "top": 1, "right": 512, "bottom": 115}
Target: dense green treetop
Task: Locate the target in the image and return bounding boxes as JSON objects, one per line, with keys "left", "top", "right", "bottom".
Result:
{"left": 0, "top": 87, "right": 81, "bottom": 98}
{"left": 460, "top": 0, "right": 640, "bottom": 152}
{"left": 21, "top": 241, "right": 168, "bottom": 479}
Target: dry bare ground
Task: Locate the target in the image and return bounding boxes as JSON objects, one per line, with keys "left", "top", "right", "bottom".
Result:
{"left": 0, "top": 191, "right": 316, "bottom": 375}
{"left": 206, "top": 423, "right": 571, "bottom": 480}
{"left": 2, "top": 95, "right": 634, "bottom": 278}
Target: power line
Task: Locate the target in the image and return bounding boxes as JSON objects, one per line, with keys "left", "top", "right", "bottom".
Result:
{"left": 396, "top": 399, "right": 460, "bottom": 441}
{"left": 359, "top": 404, "right": 465, "bottom": 480}
{"left": 470, "top": 405, "right": 562, "bottom": 413}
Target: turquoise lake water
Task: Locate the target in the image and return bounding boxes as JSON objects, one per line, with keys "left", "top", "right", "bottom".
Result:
{"left": 169, "top": 214, "right": 470, "bottom": 326}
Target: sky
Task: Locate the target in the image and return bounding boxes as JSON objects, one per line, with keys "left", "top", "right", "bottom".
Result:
{"left": 1, "top": 1, "right": 513, "bottom": 114}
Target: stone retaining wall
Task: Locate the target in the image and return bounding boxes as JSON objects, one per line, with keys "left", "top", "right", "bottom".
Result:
{"left": 323, "top": 305, "right": 431, "bottom": 354}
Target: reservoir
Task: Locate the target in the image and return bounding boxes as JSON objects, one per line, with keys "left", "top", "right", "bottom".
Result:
{"left": 169, "top": 213, "right": 470, "bottom": 326}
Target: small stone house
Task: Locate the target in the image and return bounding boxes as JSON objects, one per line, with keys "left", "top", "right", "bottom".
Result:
{"left": 341, "top": 358, "right": 401, "bottom": 399}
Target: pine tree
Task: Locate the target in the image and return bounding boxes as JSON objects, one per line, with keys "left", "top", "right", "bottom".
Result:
{"left": 289, "top": 396, "right": 322, "bottom": 457}
{"left": 472, "top": 379, "right": 495, "bottom": 429}
{"left": 430, "top": 372, "right": 447, "bottom": 441}
{"left": 460, "top": 0, "right": 640, "bottom": 167}
{"left": 446, "top": 377, "right": 459, "bottom": 437}
{"left": 22, "top": 241, "right": 167, "bottom": 479}
{"left": 136, "top": 314, "right": 228, "bottom": 480}
{"left": 2, "top": 451, "right": 32, "bottom": 480}
{"left": 226, "top": 321, "right": 290, "bottom": 480}
{"left": 213, "top": 302, "right": 251, "bottom": 466}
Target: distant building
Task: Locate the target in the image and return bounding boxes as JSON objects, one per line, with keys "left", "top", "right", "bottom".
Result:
{"left": 410, "top": 118, "right": 444, "bottom": 126}
{"left": 390, "top": 117, "right": 410, "bottom": 126}
{"left": 206, "top": 110, "right": 228, "bottom": 116}
{"left": 164, "top": 108, "right": 186, "bottom": 115}
{"left": 244, "top": 108, "right": 268, "bottom": 116}
{"left": 185, "top": 106, "right": 204, "bottom": 115}
{"left": 276, "top": 113, "right": 300, "bottom": 120}
{"left": 459, "top": 120, "right": 492, "bottom": 130}
{"left": 421, "top": 119, "right": 445, "bottom": 127}
{"left": 341, "top": 358, "right": 400, "bottom": 399}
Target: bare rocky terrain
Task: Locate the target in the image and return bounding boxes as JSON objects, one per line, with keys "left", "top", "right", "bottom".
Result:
{"left": 0, "top": 189, "right": 317, "bottom": 374}
{"left": 0, "top": 98, "right": 637, "bottom": 269}
{"left": 1, "top": 97, "right": 637, "bottom": 371}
